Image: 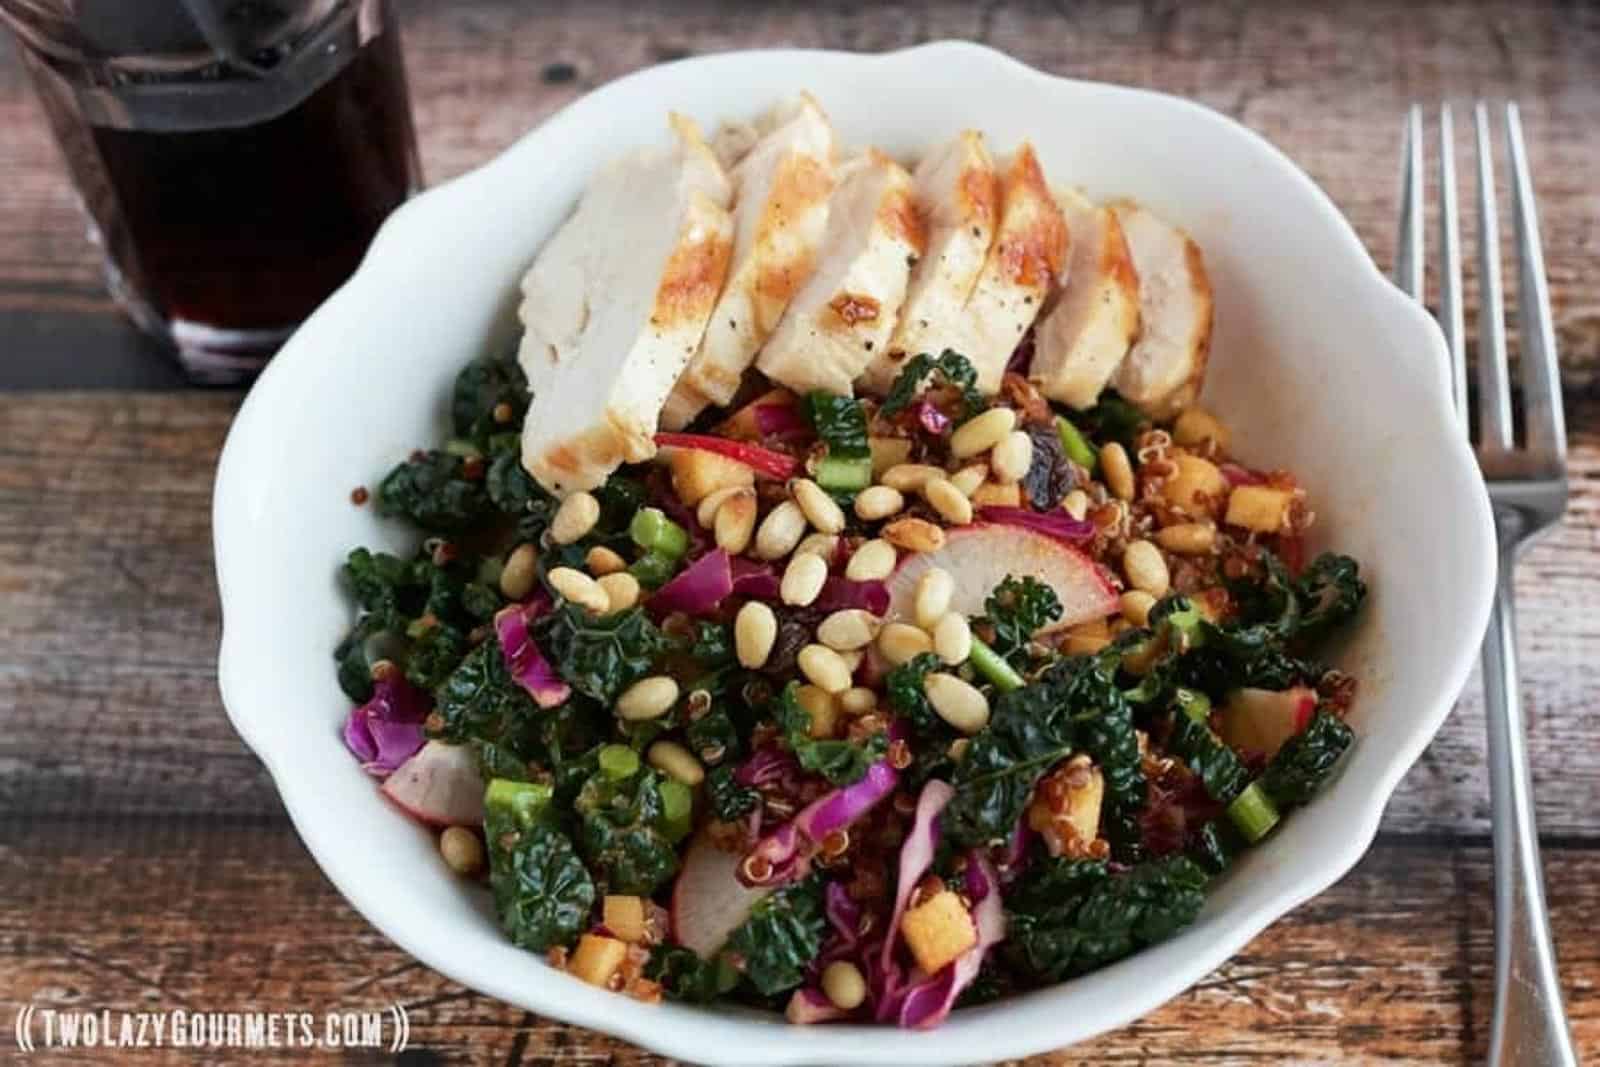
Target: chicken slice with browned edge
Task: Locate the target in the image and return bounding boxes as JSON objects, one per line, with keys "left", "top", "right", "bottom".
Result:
{"left": 1028, "top": 187, "right": 1141, "bottom": 409}
{"left": 662, "top": 94, "right": 836, "bottom": 430}
{"left": 1109, "top": 201, "right": 1213, "bottom": 418}
{"left": 756, "top": 150, "right": 924, "bottom": 396}
{"left": 518, "top": 114, "right": 734, "bottom": 495}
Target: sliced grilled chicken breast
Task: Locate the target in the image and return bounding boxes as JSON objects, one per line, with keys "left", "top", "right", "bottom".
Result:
{"left": 756, "top": 150, "right": 924, "bottom": 396}
{"left": 859, "top": 130, "right": 998, "bottom": 393}
{"left": 1109, "top": 201, "right": 1213, "bottom": 418}
{"left": 1029, "top": 187, "right": 1141, "bottom": 409}
{"left": 518, "top": 114, "right": 734, "bottom": 495}
{"left": 662, "top": 95, "right": 836, "bottom": 430}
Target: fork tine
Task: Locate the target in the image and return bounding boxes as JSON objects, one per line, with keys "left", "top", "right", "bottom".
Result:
{"left": 1474, "top": 101, "right": 1515, "bottom": 452}
{"left": 1396, "top": 105, "right": 1424, "bottom": 300}
{"left": 1439, "top": 104, "right": 1468, "bottom": 428}
{"left": 1505, "top": 102, "right": 1567, "bottom": 464}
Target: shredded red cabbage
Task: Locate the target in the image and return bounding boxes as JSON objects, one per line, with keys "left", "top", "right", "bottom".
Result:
{"left": 1220, "top": 462, "right": 1264, "bottom": 488}
{"left": 648, "top": 547, "right": 734, "bottom": 617}
{"left": 493, "top": 595, "right": 570, "bottom": 708}
{"left": 891, "top": 853, "right": 1005, "bottom": 1029}
{"left": 913, "top": 399, "right": 951, "bottom": 436}
{"left": 342, "top": 670, "right": 430, "bottom": 776}
{"left": 875, "top": 779, "right": 954, "bottom": 1016}
{"left": 814, "top": 576, "right": 890, "bottom": 615}
{"left": 975, "top": 506, "right": 1095, "bottom": 543}
{"left": 729, "top": 557, "right": 782, "bottom": 601}
{"left": 734, "top": 745, "right": 801, "bottom": 789}
{"left": 754, "top": 403, "right": 813, "bottom": 441}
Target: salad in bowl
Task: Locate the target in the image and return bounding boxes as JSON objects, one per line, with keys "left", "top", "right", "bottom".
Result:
{"left": 331, "top": 95, "right": 1367, "bottom": 1031}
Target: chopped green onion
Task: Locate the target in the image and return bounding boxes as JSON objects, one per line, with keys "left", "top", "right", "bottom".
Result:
{"left": 629, "top": 507, "right": 690, "bottom": 559}
{"left": 483, "top": 778, "right": 553, "bottom": 827}
{"left": 815, "top": 454, "right": 873, "bottom": 492}
{"left": 1225, "top": 781, "right": 1281, "bottom": 843}
{"left": 1173, "top": 687, "right": 1212, "bottom": 725}
{"left": 1055, "top": 415, "right": 1098, "bottom": 472}
{"left": 968, "top": 636, "right": 1025, "bottom": 692}
{"left": 629, "top": 550, "right": 678, "bottom": 588}
{"left": 659, "top": 779, "right": 693, "bottom": 842}
{"left": 598, "top": 744, "right": 640, "bottom": 781}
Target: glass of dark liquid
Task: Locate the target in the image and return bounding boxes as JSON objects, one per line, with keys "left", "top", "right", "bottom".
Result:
{"left": 2, "top": 0, "right": 421, "bottom": 382}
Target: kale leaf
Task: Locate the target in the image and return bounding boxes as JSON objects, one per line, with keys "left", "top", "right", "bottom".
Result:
{"left": 376, "top": 450, "right": 495, "bottom": 532}
{"left": 774, "top": 682, "right": 888, "bottom": 786}
{"left": 705, "top": 762, "right": 761, "bottom": 822}
{"left": 452, "top": 354, "right": 529, "bottom": 445}
{"left": 804, "top": 391, "right": 870, "bottom": 459}
{"left": 1259, "top": 710, "right": 1354, "bottom": 807}
{"left": 1165, "top": 713, "right": 1249, "bottom": 805}
{"left": 646, "top": 946, "right": 730, "bottom": 1004}
{"left": 404, "top": 620, "right": 468, "bottom": 690}
{"left": 486, "top": 449, "right": 554, "bottom": 519}
{"left": 727, "top": 874, "right": 827, "bottom": 996}
{"left": 879, "top": 350, "right": 987, "bottom": 424}
{"left": 1073, "top": 677, "right": 1146, "bottom": 859}
{"left": 533, "top": 603, "right": 668, "bottom": 705}
{"left": 982, "top": 576, "right": 1064, "bottom": 669}
{"left": 486, "top": 779, "right": 595, "bottom": 953}
{"left": 1077, "top": 390, "right": 1147, "bottom": 450}
{"left": 1293, "top": 553, "right": 1367, "bottom": 641}
{"left": 575, "top": 767, "right": 681, "bottom": 895}
{"left": 431, "top": 638, "right": 539, "bottom": 745}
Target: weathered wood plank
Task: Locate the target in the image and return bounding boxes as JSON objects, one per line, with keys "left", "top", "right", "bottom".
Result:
{"left": 2, "top": 818, "right": 1597, "bottom": 1063}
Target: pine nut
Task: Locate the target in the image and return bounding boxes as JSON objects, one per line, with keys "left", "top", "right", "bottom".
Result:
{"left": 821, "top": 960, "right": 867, "bottom": 1011}
{"left": 794, "top": 532, "right": 840, "bottom": 560}
{"left": 697, "top": 485, "right": 745, "bottom": 528}
{"left": 881, "top": 463, "right": 944, "bottom": 492}
{"left": 647, "top": 740, "right": 705, "bottom": 786}
{"left": 845, "top": 538, "right": 897, "bottom": 581}
{"left": 950, "top": 407, "right": 1017, "bottom": 458}
{"left": 990, "top": 430, "right": 1034, "bottom": 484}
{"left": 878, "top": 622, "right": 933, "bottom": 665}
{"left": 1062, "top": 489, "right": 1090, "bottom": 520}
{"left": 754, "top": 500, "right": 808, "bottom": 560}
{"left": 597, "top": 572, "right": 641, "bottom": 613}
{"left": 714, "top": 489, "right": 758, "bottom": 554}
{"left": 1123, "top": 539, "right": 1171, "bottom": 597}
{"left": 585, "top": 545, "right": 627, "bottom": 576}
{"left": 1100, "top": 442, "right": 1135, "bottom": 502}
{"left": 1155, "top": 521, "right": 1216, "bottom": 555}
{"left": 818, "top": 609, "right": 880, "bottom": 651}
{"left": 795, "top": 683, "right": 838, "bottom": 738}
{"left": 924, "top": 672, "right": 991, "bottom": 734}
{"left": 923, "top": 477, "right": 973, "bottom": 525}
{"left": 948, "top": 737, "right": 971, "bottom": 761}
{"left": 883, "top": 517, "right": 946, "bottom": 554}
{"left": 735, "top": 601, "right": 778, "bottom": 669}
{"left": 551, "top": 491, "right": 601, "bottom": 544}
{"left": 932, "top": 612, "right": 973, "bottom": 664}
{"left": 798, "top": 644, "right": 853, "bottom": 694}
{"left": 839, "top": 686, "right": 877, "bottom": 714}
{"left": 548, "top": 567, "right": 609, "bottom": 614}
{"left": 500, "top": 543, "right": 538, "bottom": 601}
{"left": 854, "top": 485, "right": 905, "bottom": 521}
{"left": 914, "top": 567, "right": 955, "bottom": 629}
{"left": 781, "top": 552, "right": 829, "bottom": 606}
{"left": 616, "top": 675, "right": 680, "bottom": 721}
{"left": 792, "top": 477, "right": 845, "bottom": 534}
{"left": 1173, "top": 408, "right": 1230, "bottom": 451}
{"left": 836, "top": 648, "right": 864, "bottom": 674}
{"left": 1120, "top": 590, "right": 1157, "bottom": 627}
{"left": 950, "top": 464, "right": 988, "bottom": 497}
{"left": 439, "top": 825, "right": 485, "bottom": 876}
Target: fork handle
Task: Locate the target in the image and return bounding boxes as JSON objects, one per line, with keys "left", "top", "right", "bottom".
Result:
{"left": 1482, "top": 540, "right": 1577, "bottom": 1067}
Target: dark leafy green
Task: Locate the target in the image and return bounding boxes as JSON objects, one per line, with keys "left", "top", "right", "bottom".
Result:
{"left": 1076, "top": 390, "right": 1147, "bottom": 450}
{"left": 1293, "top": 554, "right": 1367, "bottom": 641}
{"left": 774, "top": 682, "right": 887, "bottom": 786}
{"left": 726, "top": 874, "right": 827, "bottom": 996}
{"left": 452, "top": 354, "right": 529, "bottom": 445}
{"left": 575, "top": 766, "right": 681, "bottom": 895}
{"left": 486, "top": 780, "right": 595, "bottom": 953}
{"left": 982, "top": 576, "right": 1064, "bottom": 669}
{"left": 705, "top": 762, "right": 761, "bottom": 822}
{"left": 804, "top": 391, "right": 870, "bottom": 459}
{"left": 879, "top": 350, "right": 987, "bottom": 424}
{"left": 376, "top": 450, "right": 495, "bottom": 532}
{"left": 431, "top": 638, "right": 538, "bottom": 745}
{"left": 1165, "top": 713, "right": 1249, "bottom": 805}
{"left": 1259, "top": 710, "right": 1354, "bottom": 807}
{"left": 647, "top": 946, "right": 731, "bottom": 1003}
{"left": 532, "top": 603, "right": 668, "bottom": 705}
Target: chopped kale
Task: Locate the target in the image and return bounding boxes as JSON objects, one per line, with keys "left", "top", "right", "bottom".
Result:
{"left": 1259, "top": 710, "right": 1354, "bottom": 807}
{"left": 376, "top": 450, "right": 495, "bottom": 532}
{"left": 647, "top": 946, "right": 731, "bottom": 1003}
{"left": 706, "top": 763, "right": 762, "bottom": 822}
{"left": 982, "top": 576, "right": 1064, "bottom": 669}
{"left": 532, "top": 603, "right": 668, "bottom": 705}
{"left": 575, "top": 767, "right": 681, "bottom": 895}
{"left": 804, "top": 391, "right": 870, "bottom": 458}
{"left": 879, "top": 350, "right": 987, "bottom": 424}
{"left": 452, "top": 354, "right": 529, "bottom": 446}
{"left": 727, "top": 874, "right": 827, "bottom": 996}
{"left": 1165, "top": 712, "right": 1249, "bottom": 805}
{"left": 486, "top": 779, "right": 595, "bottom": 953}
{"left": 774, "top": 682, "right": 888, "bottom": 786}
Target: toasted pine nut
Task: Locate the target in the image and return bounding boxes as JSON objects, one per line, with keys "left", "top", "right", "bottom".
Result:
{"left": 696, "top": 485, "right": 745, "bottom": 528}
{"left": 854, "top": 485, "right": 905, "bottom": 521}
{"left": 923, "top": 477, "right": 973, "bottom": 525}
{"left": 795, "top": 532, "right": 841, "bottom": 560}
{"left": 880, "top": 463, "right": 944, "bottom": 492}
{"left": 798, "top": 644, "right": 853, "bottom": 694}
{"left": 990, "top": 430, "right": 1034, "bottom": 484}
{"left": 1173, "top": 408, "right": 1230, "bottom": 451}
{"left": 924, "top": 672, "right": 991, "bottom": 734}
{"left": 839, "top": 686, "right": 877, "bottom": 715}
{"left": 1120, "top": 590, "right": 1157, "bottom": 627}
{"left": 1062, "top": 489, "right": 1090, "bottom": 520}
{"left": 1100, "top": 442, "right": 1135, "bottom": 502}
{"left": 440, "top": 825, "right": 485, "bottom": 875}
{"left": 597, "top": 572, "right": 641, "bottom": 613}
{"left": 948, "top": 737, "right": 971, "bottom": 761}
{"left": 781, "top": 552, "right": 829, "bottom": 606}
{"left": 883, "top": 517, "right": 946, "bottom": 554}
{"left": 548, "top": 567, "right": 609, "bottom": 614}
{"left": 821, "top": 961, "right": 868, "bottom": 1011}
{"left": 500, "top": 543, "right": 538, "bottom": 601}
{"left": 933, "top": 612, "right": 973, "bottom": 664}
{"left": 845, "top": 538, "right": 897, "bottom": 581}
{"left": 914, "top": 567, "right": 955, "bottom": 629}
{"left": 616, "top": 675, "right": 679, "bottom": 721}
{"left": 585, "top": 545, "right": 627, "bottom": 576}
{"left": 818, "top": 609, "right": 880, "bottom": 651}
{"left": 735, "top": 601, "right": 778, "bottom": 669}
{"left": 1156, "top": 521, "right": 1216, "bottom": 555}
{"left": 647, "top": 740, "right": 705, "bottom": 786}
{"left": 950, "top": 407, "right": 1017, "bottom": 458}
{"left": 836, "top": 648, "right": 864, "bottom": 674}
{"left": 753, "top": 500, "right": 808, "bottom": 560}
{"left": 792, "top": 477, "right": 845, "bottom": 534}
{"left": 551, "top": 491, "right": 601, "bottom": 544}
{"left": 878, "top": 622, "right": 933, "bottom": 665}
{"left": 795, "top": 684, "right": 839, "bottom": 737}
{"left": 1123, "top": 539, "right": 1171, "bottom": 597}
{"left": 949, "top": 464, "right": 988, "bottom": 497}
{"left": 714, "top": 489, "right": 758, "bottom": 554}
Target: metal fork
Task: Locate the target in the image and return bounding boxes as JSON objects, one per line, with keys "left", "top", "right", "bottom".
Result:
{"left": 1398, "top": 102, "right": 1576, "bottom": 1067}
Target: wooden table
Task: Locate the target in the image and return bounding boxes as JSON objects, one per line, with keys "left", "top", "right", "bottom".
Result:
{"left": 4, "top": 2, "right": 1598, "bottom": 1062}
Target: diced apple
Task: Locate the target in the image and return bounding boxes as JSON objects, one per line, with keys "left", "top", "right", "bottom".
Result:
{"left": 1027, "top": 756, "right": 1105, "bottom": 856}
{"left": 869, "top": 435, "right": 914, "bottom": 477}
{"left": 1225, "top": 485, "right": 1293, "bottom": 534}
{"left": 970, "top": 481, "right": 1023, "bottom": 509}
{"left": 672, "top": 832, "right": 773, "bottom": 959}
{"left": 380, "top": 741, "right": 486, "bottom": 828}
{"left": 900, "top": 889, "right": 978, "bottom": 976}
{"left": 670, "top": 446, "right": 755, "bottom": 506}
{"left": 1162, "top": 453, "right": 1228, "bottom": 515}
{"left": 715, "top": 387, "right": 798, "bottom": 441}
{"left": 603, "top": 895, "right": 648, "bottom": 943}
{"left": 886, "top": 524, "right": 1118, "bottom": 633}
{"left": 569, "top": 934, "right": 628, "bottom": 988}
{"left": 1063, "top": 766, "right": 1105, "bottom": 844}
{"left": 1218, "top": 686, "right": 1317, "bottom": 758}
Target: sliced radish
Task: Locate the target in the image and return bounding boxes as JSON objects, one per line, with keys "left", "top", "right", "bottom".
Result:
{"left": 885, "top": 523, "right": 1118, "bottom": 632}
{"left": 380, "top": 741, "right": 486, "bottom": 828}
{"left": 653, "top": 432, "right": 799, "bottom": 480}
{"left": 671, "top": 832, "right": 772, "bottom": 959}
{"left": 1217, "top": 686, "right": 1317, "bottom": 759}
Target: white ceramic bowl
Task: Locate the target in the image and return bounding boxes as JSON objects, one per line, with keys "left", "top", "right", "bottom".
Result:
{"left": 214, "top": 42, "right": 1496, "bottom": 1066}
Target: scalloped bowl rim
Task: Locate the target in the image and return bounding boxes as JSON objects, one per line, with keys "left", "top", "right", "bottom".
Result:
{"left": 214, "top": 41, "right": 1495, "bottom": 1066}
